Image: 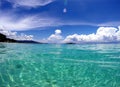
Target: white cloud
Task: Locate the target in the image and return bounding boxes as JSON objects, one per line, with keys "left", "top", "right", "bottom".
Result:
{"left": 0, "top": 11, "right": 99, "bottom": 31}
{"left": 7, "top": 0, "right": 55, "bottom": 8}
{"left": 64, "top": 26, "right": 120, "bottom": 43}
{"left": 0, "top": 13, "right": 96, "bottom": 31}
{"left": 98, "top": 21, "right": 120, "bottom": 26}
{"left": 42, "top": 26, "right": 120, "bottom": 43}
{"left": 0, "top": 11, "right": 120, "bottom": 32}
{"left": 0, "top": 14, "right": 60, "bottom": 31}
{"left": 0, "top": 29, "right": 33, "bottom": 40}
{"left": 0, "top": 9, "right": 101, "bottom": 32}
{"left": 47, "top": 29, "right": 63, "bottom": 43}
{"left": 55, "top": 29, "right": 62, "bottom": 35}
{"left": 16, "top": 33, "right": 33, "bottom": 41}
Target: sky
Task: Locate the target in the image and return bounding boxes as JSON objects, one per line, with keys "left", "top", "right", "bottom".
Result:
{"left": 0, "top": 0, "right": 120, "bottom": 43}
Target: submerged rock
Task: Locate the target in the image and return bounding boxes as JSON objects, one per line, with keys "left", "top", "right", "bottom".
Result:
{"left": 15, "top": 64, "right": 22, "bottom": 69}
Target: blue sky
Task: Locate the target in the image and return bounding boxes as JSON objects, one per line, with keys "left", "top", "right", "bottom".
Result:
{"left": 0, "top": 0, "right": 120, "bottom": 43}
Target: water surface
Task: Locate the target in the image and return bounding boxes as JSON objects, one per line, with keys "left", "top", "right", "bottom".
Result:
{"left": 0, "top": 43, "right": 120, "bottom": 87}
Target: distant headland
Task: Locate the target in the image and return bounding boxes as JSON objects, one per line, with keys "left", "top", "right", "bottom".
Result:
{"left": 0, "top": 33, "right": 40, "bottom": 44}
{"left": 0, "top": 33, "right": 16, "bottom": 42}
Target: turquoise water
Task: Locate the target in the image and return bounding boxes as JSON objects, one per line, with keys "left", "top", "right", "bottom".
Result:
{"left": 0, "top": 43, "right": 120, "bottom": 87}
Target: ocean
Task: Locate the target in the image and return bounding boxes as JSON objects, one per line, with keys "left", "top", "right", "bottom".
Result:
{"left": 0, "top": 43, "right": 120, "bottom": 87}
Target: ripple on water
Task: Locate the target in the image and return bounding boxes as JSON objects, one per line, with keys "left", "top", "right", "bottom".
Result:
{"left": 0, "top": 43, "right": 120, "bottom": 87}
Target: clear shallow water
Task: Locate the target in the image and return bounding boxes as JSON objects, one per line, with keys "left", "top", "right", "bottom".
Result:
{"left": 0, "top": 43, "right": 120, "bottom": 87}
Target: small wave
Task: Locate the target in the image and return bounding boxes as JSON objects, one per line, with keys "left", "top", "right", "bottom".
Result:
{"left": 52, "top": 58, "right": 120, "bottom": 65}
{"left": 99, "top": 64, "right": 118, "bottom": 68}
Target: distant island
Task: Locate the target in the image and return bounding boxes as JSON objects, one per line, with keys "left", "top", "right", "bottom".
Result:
{"left": 17, "top": 40, "right": 40, "bottom": 44}
{"left": 0, "top": 33, "right": 40, "bottom": 44}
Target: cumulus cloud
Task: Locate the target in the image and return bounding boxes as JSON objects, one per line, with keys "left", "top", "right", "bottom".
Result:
{"left": 64, "top": 26, "right": 120, "bottom": 43}
{"left": 7, "top": 0, "right": 55, "bottom": 8}
{"left": 55, "top": 29, "right": 62, "bottom": 35}
{"left": 42, "top": 26, "right": 120, "bottom": 43}
{"left": 47, "top": 29, "right": 63, "bottom": 43}
{"left": 16, "top": 33, "right": 33, "bottom": 41}
{"left": 0, "top": 29, "right": 33, "bottom": 40}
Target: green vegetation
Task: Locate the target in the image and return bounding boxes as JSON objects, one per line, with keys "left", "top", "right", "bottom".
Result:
{"left": 0, "top": 33, "right": 16, "bottom": 42}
